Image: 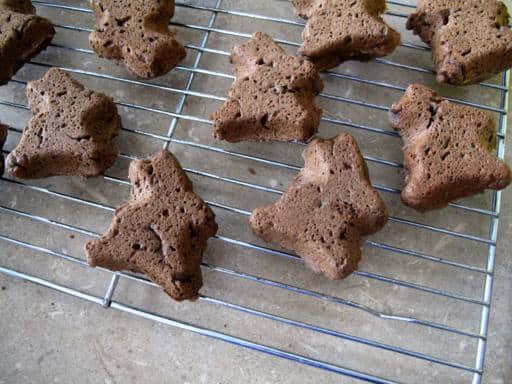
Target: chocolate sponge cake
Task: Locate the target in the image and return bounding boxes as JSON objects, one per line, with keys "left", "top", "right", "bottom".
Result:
{"left": 212, "top": 32, "right": 323, "bottom": 142}
{"left": 89, "top": 0, "right": 186, "bottom": 79}
{"left": 407, "top": 0, "right": 512, "bottom": 85}
{"left": 292, "top": 0, "right": 400, "bottom": 71}
{"left": 0, "top": 0, "right": 55, "bottom": 85}
{"left": 390, "top": 84, "right": 511, "bottom": 211}
{"left": 7, "top": 69, "right": 122, "bottom": 179}
{"left": 250, "top": 133, "right": 387, "bottom": 279}
{"left": 86, "top": 150, "right": 218, "bottom": 301}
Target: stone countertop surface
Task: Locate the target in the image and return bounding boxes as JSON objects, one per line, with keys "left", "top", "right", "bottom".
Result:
{"left": 0, "top": 1, "right": 511, "bottom": 383}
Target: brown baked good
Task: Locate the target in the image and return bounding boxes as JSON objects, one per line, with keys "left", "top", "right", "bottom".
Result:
{"left": 250, "top": 133, "right": 387, "bottom": 279}
{"left": 0, "top": 0, "right": 55, "bottom": 85}
{"left": 0, "top": 123, "right": 7, "bottom": 175}
{"left": 85, "top": 150, "right": 218, "bottom": 301}
{"left": 89, "top": 0, "right": 186, "bottom": 79}
{"left": 407, "top": 0, "right": 512, "bottom": 85}
{"left": 292, "top": 0, "right": 400, "bottom": 71}
{"left": 390, "top": 84, "right": 511, "bottom": 211}
{"left": 211, "top": 32, "right": 323, "bottom": 142}
{"left": 0, "top": 0, "right": 35, "bottom": 13}
{"left": 6, "top": 68, "right": 121, "bottom": 179}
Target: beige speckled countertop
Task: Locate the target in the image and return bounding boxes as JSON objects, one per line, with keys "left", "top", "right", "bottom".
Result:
{"left": 1, "top": 1, "right": 511, "bottom": 383}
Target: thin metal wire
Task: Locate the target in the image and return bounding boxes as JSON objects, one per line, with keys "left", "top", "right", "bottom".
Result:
{"left": 1, "top": 81, "right": 500, "bottom": 218}
{"left": 0, "top": 231, "right": 485, "bottom": 343}
{"left": 0, "top": 266, "right": 408, "bottom": 384}
{"left": 24, "top": 39, "right": 508, "bottom": 145}
{"left": 0, "top": 166, "right": 491, "bottom": 276}
{"left": 102, "top": 273, "right": 119, "bottom": 308}
{"left": 0, "top": 1, "right": 509, "bottom": 383}
{"left": 386, "top": 0, "right": 415, "bottom": 7}
{"left": 0, "top": 198, "right": 488, "bottom": 309}
{"left": 164, "top": 0, "right": 223, "bottom": 143}
{"left": 176, "top": 0, "right": 422, "bottom": 56}
{"left": 471, "top": 70, "right": 510, "bottom": 384}
{"left": 0, "top": 234, "right": 482, "bottom": 373}
{"left": 1, "top": 114, "right": 499, "bottom": 243}
{"left": 32, "top": 0, "right": 509, "bottom": 92}
{"left": 50, "top": 20, "right": 511, "bottom": 105}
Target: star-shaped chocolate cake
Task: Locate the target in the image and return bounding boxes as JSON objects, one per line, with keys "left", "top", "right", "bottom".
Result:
{"left": 250, "top": 133, "right": 387, "bottom": 279}
{"left": 292, "top": 0, "right": 400, "bottom": 71}
{"left": 6, "top": 68, "right": 122, "bottom": 179}
{"left": 89, "top": 0, "right": 186, "bottom": 79}
{"left": 407, "top": 0, "right": 512, "bottom": 85}
{"left": 0, "top": 0, "right": 55, "bottom": 85}
{"left": 390, "top": 84, "right": 511, "bottom": 211}
{"left": 86, "top": 150, "right": 218, "bottom": 301}
{"left": 212, "top": 32, "right": 323, "bottom": 142}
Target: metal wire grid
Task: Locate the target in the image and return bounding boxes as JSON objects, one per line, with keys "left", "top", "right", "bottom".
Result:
{"left": 0, "top": 0, "right": 509, "bottom": 383}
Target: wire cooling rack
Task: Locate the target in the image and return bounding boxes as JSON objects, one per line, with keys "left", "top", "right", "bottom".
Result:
{"left": 0, "top": 1, "right": 509, "bottom": 383}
